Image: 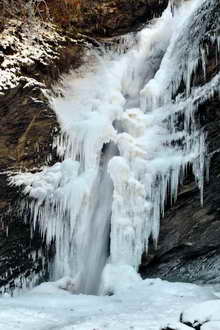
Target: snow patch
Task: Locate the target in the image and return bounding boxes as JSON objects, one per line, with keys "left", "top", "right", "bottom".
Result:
{"left": 181, "top": 300, "right": 220, "bottom": 326}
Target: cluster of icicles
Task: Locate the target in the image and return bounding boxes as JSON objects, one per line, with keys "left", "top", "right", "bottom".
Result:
{"left": 11, "top": 0, "right": 220, "bottom": 294}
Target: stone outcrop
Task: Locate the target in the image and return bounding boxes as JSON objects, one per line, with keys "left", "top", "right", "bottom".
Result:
{"left": 74, "top": 0, "right": 169, "bottom": 37}
{"left": 46, "top": 0, "right": 168, "bottom": 37}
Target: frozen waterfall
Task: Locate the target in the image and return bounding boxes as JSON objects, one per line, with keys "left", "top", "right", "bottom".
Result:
{"left": 10, "top": 0, "right": 220, "bottom": 295}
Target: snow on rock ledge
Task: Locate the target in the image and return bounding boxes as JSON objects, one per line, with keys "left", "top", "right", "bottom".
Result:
{"left": 0, "top": 19, "right": 82, "bottom": 92}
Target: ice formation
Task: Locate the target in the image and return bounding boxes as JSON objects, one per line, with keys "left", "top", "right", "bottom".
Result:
{"left": 10, "top": 0, "right": 220, "bottom": 294}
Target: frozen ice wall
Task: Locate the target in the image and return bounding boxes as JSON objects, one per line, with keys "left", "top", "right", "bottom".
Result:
{"left": 10, "top": 0, "right": 220, "bottom": 294}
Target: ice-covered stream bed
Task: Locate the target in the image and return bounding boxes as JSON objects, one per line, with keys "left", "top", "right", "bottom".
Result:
{"left": 0, "top": 270, "right": 220, "bottom": 330}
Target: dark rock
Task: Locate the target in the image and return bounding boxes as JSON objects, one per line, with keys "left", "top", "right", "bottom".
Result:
{"left": 0, "top": 80, "right": 58, "bottom": 293}
{"left": 73, "top": 0, "right": 169, "bottom": 37}
{"left": 0, "top": 51, "right": 4, "bottom": 64}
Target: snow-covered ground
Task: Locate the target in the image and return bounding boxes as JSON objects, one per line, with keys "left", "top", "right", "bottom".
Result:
{"left": 0, "top": 269, "right": 219, "bottom": 330}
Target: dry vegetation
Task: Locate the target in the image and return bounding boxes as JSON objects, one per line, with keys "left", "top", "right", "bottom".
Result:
{"left": 0, "top": 1, "right": 46, "bottom": 31}
{"left": 45, "top": 0, "right": 83, "bottom": 25}
{"left": 0, "top": 0, "right": 86, "bottom": 31}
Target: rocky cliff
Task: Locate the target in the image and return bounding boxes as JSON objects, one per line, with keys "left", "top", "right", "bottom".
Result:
{"left": 46, "top": 0, "right": 168, "bottom": 37}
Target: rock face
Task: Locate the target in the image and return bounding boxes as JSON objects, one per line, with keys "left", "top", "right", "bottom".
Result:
{"left": 75, "top": 0, "right": 169, "bottom": 37}
{"left": 46, "top": 0, "right": 168, "bottom": 37}
{"left": 140, "top": 0, "right": 220, "bottom": 284}
{"left": 0, "top": 79, "right": 57, "bottom": 292}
